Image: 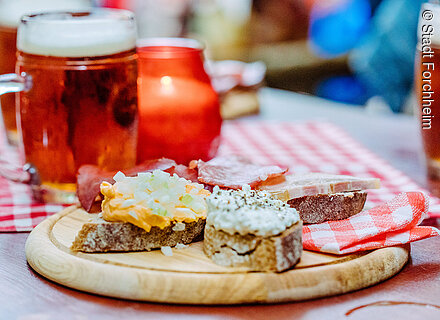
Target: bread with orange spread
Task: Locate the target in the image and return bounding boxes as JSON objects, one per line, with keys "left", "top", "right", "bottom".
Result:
{"left": 71, "top": 170, "right": 209, "bottom": 253}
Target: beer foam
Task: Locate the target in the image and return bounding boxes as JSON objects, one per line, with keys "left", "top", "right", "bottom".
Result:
{"left": 17, "top": 11, "right": 137, "bottom": 57}
{"left": 0, "top": 0, "right": 91, "bottom": 28}
{"left": 418, "top": 3, "right": 440, "bottom": 47}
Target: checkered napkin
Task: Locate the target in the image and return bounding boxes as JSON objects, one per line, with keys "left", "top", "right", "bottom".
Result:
{"left": 303, "top": 192, "right": 439, "bottom": 254}
{"left": 0, "top": 120, "right": 439, "bottom": 232}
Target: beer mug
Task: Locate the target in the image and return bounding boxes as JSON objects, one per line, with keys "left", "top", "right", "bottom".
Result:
{"left": 0, "top": 0, "right": 91, "bottom": 145}
{"left": 416, "top": 2, "right": 440, "bottom": 197}
{"left": 0, "top": 9, "right": 139, "bottom": 203}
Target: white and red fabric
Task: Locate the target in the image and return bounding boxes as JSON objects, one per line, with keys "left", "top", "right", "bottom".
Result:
{"left": 303, "top": 192, "right": 439, "bottom": 254}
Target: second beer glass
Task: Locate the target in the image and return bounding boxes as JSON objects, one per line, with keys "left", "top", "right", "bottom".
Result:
{"left": 416, "top": 2, "right": 440, "bottom": 197}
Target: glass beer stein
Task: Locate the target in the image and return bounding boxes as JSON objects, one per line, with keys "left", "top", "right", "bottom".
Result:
{"left": 0, "top": 0, "right": 91, "bottom": 145}
{"left": 0, "top": 9, "right": 139, "bottom": 203}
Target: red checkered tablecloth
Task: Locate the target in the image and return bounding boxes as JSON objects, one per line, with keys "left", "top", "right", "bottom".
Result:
{"left": 0, "top": 120, "right": 438, "bottom": 232}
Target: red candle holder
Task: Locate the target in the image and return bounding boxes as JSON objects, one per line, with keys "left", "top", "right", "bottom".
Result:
{"left": 137, "top": 38, "right": 222, "bottom": 165}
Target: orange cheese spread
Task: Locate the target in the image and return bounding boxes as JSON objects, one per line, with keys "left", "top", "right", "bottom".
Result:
{"left": 100, "top": 170, "right": 210, "bottom": 232}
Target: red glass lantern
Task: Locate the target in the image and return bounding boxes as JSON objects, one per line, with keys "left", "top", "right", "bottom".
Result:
{"left": 137, "top": 38, "right": 222, "bottom": 165}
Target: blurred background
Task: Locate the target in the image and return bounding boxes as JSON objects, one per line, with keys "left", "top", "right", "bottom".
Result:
{"left": 0, "top": 0, "right": 427, "bottom": 119}
{"left": 98, "top": 0, "right": 424, "bottom": 116}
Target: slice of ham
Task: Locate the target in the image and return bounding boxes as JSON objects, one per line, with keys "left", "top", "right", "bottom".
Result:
{"left": 167, "top": 164, "right": 198, "bottom": 184}
{"left": 125, "top": 158, "right": 177, "bottom": 176}
{"left": 77, "top": 158, "right": 177, "bottom": 212}
{"left": 258, "top": 173, "right": 381, "bottom": 202}
{"left": 77, "top": 165, "right": 115, "bottom": 213}
{"left": 196, "top": 156, "right": 288, "bottom": 189}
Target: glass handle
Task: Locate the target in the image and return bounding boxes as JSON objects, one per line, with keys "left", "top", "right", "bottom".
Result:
{"left": 0, "top": 73, "right": 42, "bottom": 200}
{"left": 0, "top": 73, "right": 26, "bottom": 96}
{"left": 0, "top": 73, "right": 27, "bottom": 183}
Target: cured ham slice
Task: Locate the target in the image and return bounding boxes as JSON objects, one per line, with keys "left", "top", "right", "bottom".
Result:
{"left": 77, "top": 158, "right": 177, "bottom": 212}
{"left": 258, "top": 173, "right": 381, "bottom": 202}
{"left": 196, "top": 156, "right": 288, "bottom": 189}
{"left": 167, "top": 164, "right": 198, "bottom": 183}
{"left": 77, "top": 165, "right": 114, "bottom": 212}
{"left": 125, "top": 158, "right": 177, "bottom": 176}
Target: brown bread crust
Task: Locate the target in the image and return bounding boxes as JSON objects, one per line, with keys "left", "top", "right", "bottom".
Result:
{"left": 287, "top": 191, "right": 367, "bottom": 224}
{"left": 71, "top": 218, "right": 205, "bottom": 253}
{"left": 203, "top": 221, "right": 303, "bottom": 272}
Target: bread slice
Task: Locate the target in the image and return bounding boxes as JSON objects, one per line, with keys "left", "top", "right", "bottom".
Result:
{"left": 204, "top": 221, "right": 302, "bottom": 272}
{"left": 288, "top": 191, "right": 367, "bottom": 224}
{"left": 71, "top": 216, "right": 205, "bottom": 253}
{"left": 258, "top": 173, "right": 379, "bottom": 223}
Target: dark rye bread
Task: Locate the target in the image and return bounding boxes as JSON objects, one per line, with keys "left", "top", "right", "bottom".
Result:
{"left": 71, "top": 216, "right": 205, "bottom": 253}
{"left": 203, "top": 221, "right": 303, "bottom": 272}
{"left": 287, "top": 191, "right": 367, "bottom": 224}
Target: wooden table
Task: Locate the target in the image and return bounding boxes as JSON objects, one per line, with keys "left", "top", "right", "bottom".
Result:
{"left": 1, "top": 88, "right": 439, "bottom": 319}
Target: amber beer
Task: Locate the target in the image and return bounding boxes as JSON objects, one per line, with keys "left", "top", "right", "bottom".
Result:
{"left": 14, "top": 10, "right": 138, "bottom": 200}
{"left": 0, "top": 0, "right": 91, "bottom": 145}
{"left": 416, "top": 3, "right": 440, "bottom": 196}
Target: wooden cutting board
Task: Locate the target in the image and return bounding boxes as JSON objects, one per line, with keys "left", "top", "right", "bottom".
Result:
{"left": 25, "top": 206, "right": 409, "bottom": 305}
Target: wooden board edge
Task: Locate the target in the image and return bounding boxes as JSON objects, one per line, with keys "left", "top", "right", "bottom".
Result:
{"left": 264, "top": 244, "right": 410, "bottom": 302}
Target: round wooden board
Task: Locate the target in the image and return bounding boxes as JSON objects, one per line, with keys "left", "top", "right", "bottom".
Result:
{"left": 25, "top": 206, "right": 410, "bottom": 305}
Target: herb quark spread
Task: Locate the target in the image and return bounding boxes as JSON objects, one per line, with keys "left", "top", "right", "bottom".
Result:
{"left": 206, "top": 185, "right": 300, "bottom": 237}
